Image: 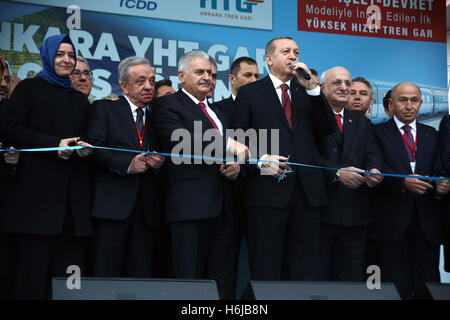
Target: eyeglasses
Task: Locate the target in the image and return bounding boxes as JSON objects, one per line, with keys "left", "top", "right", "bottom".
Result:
{"left": 71, "top": 70, "right": 93, "bottom": 79}
{"left": 326, "top": 80, "right": 352, "bottom": 88}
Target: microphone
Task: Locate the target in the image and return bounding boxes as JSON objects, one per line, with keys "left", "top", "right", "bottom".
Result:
{"left": 290, "top": 61, "right": 311, "bottom": 80}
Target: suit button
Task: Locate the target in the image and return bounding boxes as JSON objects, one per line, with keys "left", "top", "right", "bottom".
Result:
{"left": 333, "top": 148, "right": 338, "bottom": 152}
{"left": 75, "top": 196, "right": 79, "bottom": 201}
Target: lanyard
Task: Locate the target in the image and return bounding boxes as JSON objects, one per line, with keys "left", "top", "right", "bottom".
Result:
{"left": 135, "top": 123, "right": 146, "bottom": 149}
{"left": 399, "top": 131, "right": 417, "bottom": 161}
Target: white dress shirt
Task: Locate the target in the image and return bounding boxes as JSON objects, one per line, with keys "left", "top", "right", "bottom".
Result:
{"left": 334, "top": 109, "right": 344, "bottom": 125}
{"left": 268, "top": 73, "right": 321, "bottom": 106}
{"left": 393, "top": 116, "right": 417, "bottom": 142}
{"left": 393, "top": 115, "right": 417, "bottom": 172}
{"left": 258, "top": 74, "right": 321, "bottom": 169}
{"left": 182, "top": 88, "right": 223, "bottom": 135}
{"left": 124, "top": 94, "right": 147, "bottom": 123}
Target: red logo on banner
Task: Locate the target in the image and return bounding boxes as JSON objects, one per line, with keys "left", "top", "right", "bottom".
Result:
{"left": 297, "top": 0, "right": 446, "bottom": 42}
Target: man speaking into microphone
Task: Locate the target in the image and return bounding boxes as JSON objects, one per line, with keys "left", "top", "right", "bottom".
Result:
{"left": 232, "top": 36, "right": 336, "bottom": 281}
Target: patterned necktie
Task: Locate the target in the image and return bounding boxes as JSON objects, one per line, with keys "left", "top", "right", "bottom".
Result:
{"left": 136, "top": 108, "right": 144, "bottom": 135}
{"left": 335, "top": 114, "right": 343, "bottom": 134}
{"left": 280, "top": 83, "right": 292, "bottom": 129}
{"left": 402, "top": 124, "right": 414, "bottom": 162}
{"left": 198, "top": 102, "right": 221, "bottom": 135}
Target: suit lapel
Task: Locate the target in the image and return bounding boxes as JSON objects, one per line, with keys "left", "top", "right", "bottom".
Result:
{"left": 141, "top": 106, "right": 151, "bottom": 151}
{"left": 384, "top": 119, "right": 412, "bottom": 173}
{"left": 290, "top": 83, "right": 300, "bottom": 132}
{"left": 341, "top": 109, "right": 356, "bottom": 160}
{"left": 118, "top": 96, "right": 140, "bottom": 149}
{"left": 177, "top": 90, "right": 215, "bottom": 131}
{"left": 330, "top": 114, "right": 343, "bottom": 149}
{"left": 210, "top": 102, "right": 227, "bottom": 130}
{"left": 261, "top": 76, "right": 292, "bottom": 133}
{"left": 414, "top": 123, "right": 429, "bottom": 174}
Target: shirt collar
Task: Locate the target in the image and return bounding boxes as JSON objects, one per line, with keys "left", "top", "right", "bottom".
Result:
{"left": 182, "top": 88, "right": 209, "bottom": 107}
{"left": 269, "top": 73, "right": 291, "bottom": 90}
{"left": 123, "top": 94, "right": 146, "bottom": 114}
{"left": 394, "top": 115, "right": 416, "bottom": 132}
{"left": 334, "top": 108, "right": 344, "bottom": 117}
{"left": 231, "top": 94, "right": 236, "bottom": 101}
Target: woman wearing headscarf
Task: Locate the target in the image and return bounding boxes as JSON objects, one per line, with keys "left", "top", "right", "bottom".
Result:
{"left": 1, "top": 34, "right": 93, "bottom": 300}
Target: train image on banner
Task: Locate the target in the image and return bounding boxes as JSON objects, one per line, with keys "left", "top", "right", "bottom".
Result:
{"left": 367, "top": 81, "right": 448, "bottom": 124}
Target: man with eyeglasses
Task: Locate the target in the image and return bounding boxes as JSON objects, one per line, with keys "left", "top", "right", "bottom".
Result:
{"left": 0, "top": 57, "right": 19, "bottom": 300}
{"left": 370, "top": 82, "right": 450, "bottom": 299}
{"left": 70, "top": 57, "right": 93, "bottom": 98}
{"left": 317, "top": 66, "right": 383, "bottom": 282}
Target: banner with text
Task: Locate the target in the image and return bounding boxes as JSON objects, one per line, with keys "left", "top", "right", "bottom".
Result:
{"left": 298, "top": 0, "right": 446, "bottom": 42}
{"left": 11, "top": 0, "right": 273, "bottom": 30}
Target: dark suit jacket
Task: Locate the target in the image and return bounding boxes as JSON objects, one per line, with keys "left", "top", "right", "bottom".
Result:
{"left": 370, "top": 118, "right": 445, "bottom": 244}
{"left": 0, "top": 78, "right": 92, "bottom": 236}
{"left": 213, "top": 95, "right": 235, "bottom": 125}
{"left": 438, "top": 115, "right": 450, "bottom": 271}
{"left": 85, "top": 96, "right": 162, "bottom": 228}
{"left": 439, "top": 115, "right": 450, "bottom": 176}
{"left": 317, "top": 109, "right": 382, "bottom": 227}
{"left": 232, "top": 75, "right": 336, "bottom": 208}
{"left": 151, "top": 89, "right": 233, "bottom": 222}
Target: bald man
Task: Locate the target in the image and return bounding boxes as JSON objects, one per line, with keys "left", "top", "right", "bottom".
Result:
{"left": 370, "top": 82, "right": 450, "bottom": 299}
{"left": 317, "top": 66, "right": 383, "bottom": 281}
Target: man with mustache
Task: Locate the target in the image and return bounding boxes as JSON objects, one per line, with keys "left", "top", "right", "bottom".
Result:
{"left": 317, "top": 66, "right": 383, "bottom": 281}
{"left": 151, "top": 50, "right": 248, "bottom": 299}
{"left": 232, "top": 37, "right": 336, "bottom": 281}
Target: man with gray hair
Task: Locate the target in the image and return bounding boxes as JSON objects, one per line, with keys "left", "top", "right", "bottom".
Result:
{"left": 70, "top": 57, "right": 93, "bottom": 98}
{"left": 151, "top": 49, "right": 246, "bottom": 299}
{"left": 317, "top": 66, "right": 383, "bottom": 282}
{"left": 86, "top": 56, "right": 165, "bottom": 278}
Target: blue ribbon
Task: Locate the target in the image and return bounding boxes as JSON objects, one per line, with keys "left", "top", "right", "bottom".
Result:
{"left": 1, "top": 146, "right": 449, "bottom": 181}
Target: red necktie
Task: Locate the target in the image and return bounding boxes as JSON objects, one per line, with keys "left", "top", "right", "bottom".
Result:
{"left": 198, "top": 102, "right": 221, "bottom": 135}
{"left": 335, "top": 114, "right": 343, "bottom": 134}
{"left": 280, "top": 83, "right": 292, "bottom": 129}
{"left": 402, "top": 124, "right": 415, "bottom": 162}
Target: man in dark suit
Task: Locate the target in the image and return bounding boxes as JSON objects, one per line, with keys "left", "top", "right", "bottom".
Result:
{"left": 0, "top": 57, "right": 18, "bottom": 300}
{"left": 347, "top": 76, "right": 373, "bottom": 117}
{"left": 438, "top": 115, "right": 450, "bottom": 273}
{"left": 70, "top": 57, "right": 93, "bottom": 98}
{"left": 213, "top": 56, "right": 260, "bottom": 296}
{"left": 86, "top": 56, "right": 165, "bottom": 278}
{"left": 317, "top": 67, "right": 383, "bottom": 281}
{"left": 371, "top": 82, "right": 450, "bottom": 299}
{"left": 151, "top": 50, "right": 247, "bottom": 299}
{"left": 215, "top": 56, "right": 259, "bottom": 122}
{"left": 233, "top": 36, "right": 336, "bottom": 281}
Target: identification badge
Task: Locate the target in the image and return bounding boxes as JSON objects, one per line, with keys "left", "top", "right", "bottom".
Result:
{"left": 410, "top": 162, "right": 416, "bottom": 173}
